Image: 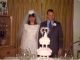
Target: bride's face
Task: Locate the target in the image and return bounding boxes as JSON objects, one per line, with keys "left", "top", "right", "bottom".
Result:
{"left": 29, "top": 16, "right": 36, "bottom": 23}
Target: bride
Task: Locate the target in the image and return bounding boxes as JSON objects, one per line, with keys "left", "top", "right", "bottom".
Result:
{"left": 19, "top": 10, "right": 41, "bottom": 55}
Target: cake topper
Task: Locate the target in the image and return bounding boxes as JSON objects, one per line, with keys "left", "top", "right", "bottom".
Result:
{"left": 40, "top": 27, "right": 49, "bottom": 36}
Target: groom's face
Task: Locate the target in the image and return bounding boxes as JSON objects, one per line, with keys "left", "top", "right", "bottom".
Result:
{"left": 47, "top": 11, "right": 55, "bottom": 21}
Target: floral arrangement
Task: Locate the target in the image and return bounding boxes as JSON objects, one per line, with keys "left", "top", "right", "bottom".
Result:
{"left": 0, "top": 0, "right": 8, "bottom": 15}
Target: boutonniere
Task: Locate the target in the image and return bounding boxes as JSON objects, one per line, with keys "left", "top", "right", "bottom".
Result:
{"left": 52, "top": 23, "right": 57, "bottom": 26}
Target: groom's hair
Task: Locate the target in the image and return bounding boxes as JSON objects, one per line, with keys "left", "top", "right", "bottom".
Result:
{"left": 47, "top": 9, "right": 54, "bottom": 14}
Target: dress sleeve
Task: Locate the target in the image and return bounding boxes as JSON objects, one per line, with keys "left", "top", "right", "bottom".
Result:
{"left": 38, "top": 23, "right": 43, "bottom": 48}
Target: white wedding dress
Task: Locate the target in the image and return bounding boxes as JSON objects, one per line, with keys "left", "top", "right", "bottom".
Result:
{"left": 20, "top": 24, "right": 39, "bottom": 55}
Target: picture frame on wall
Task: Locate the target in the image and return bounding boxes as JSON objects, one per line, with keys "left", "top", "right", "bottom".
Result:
{"left": 0, "top": 0, "right": 8, "bottom": 15}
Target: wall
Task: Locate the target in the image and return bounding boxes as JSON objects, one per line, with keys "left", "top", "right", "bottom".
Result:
{"left": 73, "top": 0, "right": 80, "bottom": 42}
{"left": 73, "top": 0, "right": 80, "bottom": 58}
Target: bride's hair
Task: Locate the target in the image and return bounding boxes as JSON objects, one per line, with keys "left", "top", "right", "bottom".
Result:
{"left": 27, "top": 14, "right": 37, "bottom": 25}
{"left": 27, "top": 20, "right": 37, "bottom": 25}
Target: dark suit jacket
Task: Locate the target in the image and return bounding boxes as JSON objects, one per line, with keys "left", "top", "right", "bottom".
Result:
{"left": 38, "top": 20, "right": 63, "bottom": 57}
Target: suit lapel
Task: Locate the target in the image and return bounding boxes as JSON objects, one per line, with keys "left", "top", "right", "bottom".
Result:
{"left": 44, "top": 21, "right": 47, "bottom": 27}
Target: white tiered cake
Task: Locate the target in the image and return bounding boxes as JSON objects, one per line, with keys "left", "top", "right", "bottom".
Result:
{"left": 36, "top": 27, "right": 53, "bottom": 60}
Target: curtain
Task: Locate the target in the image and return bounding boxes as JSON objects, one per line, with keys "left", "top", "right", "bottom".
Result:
{"left": 8, "top": 0, "right": 73, "bottom": 50}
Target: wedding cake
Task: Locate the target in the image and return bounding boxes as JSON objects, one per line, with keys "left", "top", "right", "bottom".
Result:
{"left": 37, "top": 27, "right": 53, "bottom": 60}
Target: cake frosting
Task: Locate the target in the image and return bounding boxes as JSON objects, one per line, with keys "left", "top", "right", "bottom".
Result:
{"left": 37, "top": 47, "right": 52, "bottom": 56}
{"left": 39, "top": 32, "right": 50, "bottom": 45}
{"left": 37, "top": 27, "right": 52, "bottom": 60}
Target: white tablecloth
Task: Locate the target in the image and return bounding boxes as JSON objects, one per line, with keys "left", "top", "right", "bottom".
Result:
{"left": 1, "top": 57, "right": 80, "bottom": 60}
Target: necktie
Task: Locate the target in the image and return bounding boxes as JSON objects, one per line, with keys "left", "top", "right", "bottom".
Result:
{"left": 49, "top": 21, "right": 52, "bottom": 29}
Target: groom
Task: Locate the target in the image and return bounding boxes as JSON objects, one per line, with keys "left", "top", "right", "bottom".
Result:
{"left": 38, "top": 9, "right": 63, "bottom": 57}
